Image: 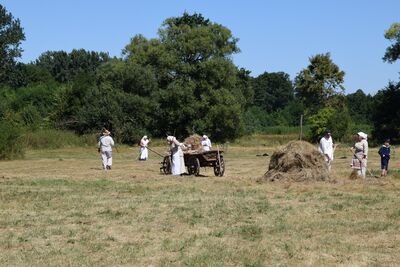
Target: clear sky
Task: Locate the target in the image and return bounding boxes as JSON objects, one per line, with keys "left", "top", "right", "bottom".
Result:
{"left": 2, "top": 0, "right": 399, "bottom": 94}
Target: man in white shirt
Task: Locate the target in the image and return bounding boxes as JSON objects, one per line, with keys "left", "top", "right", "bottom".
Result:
{"left": 319, "top": 130, "right": 334, "bottom": 171}
{"left": 201, "top": 135, "right": 212, "bottom": 151}
{"left": 98, "top": 129, "right": 115, "bottom": 170}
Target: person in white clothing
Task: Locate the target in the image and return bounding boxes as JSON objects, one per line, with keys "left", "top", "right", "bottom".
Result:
{"left": 319, "top": 130, "right": 334, "bottom": 171}
{"left": 167, "top": 136, "right": 186, "bottom": 175}
{"left": 98, "top": 129, "right": 115, "bottom": 170}
{"left": 139, "top": 135, "right": 150, "bottom": 161}
{"left": 201, "top": 135, "right": 212, "bottom": 151}
{"left": 351, "top": 132, "right": 369, "bottom": 178}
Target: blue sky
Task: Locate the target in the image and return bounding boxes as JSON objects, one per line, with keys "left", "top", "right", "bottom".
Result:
{"left": 2, "top": 0, "right": 399, "bottom": 94}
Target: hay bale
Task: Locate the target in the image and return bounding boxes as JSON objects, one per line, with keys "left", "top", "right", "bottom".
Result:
{"left": 263, "top": 141, "right": 330, "bottom": 182}
{"left": 184, "top": 134, "right": 203, "bottom": 151}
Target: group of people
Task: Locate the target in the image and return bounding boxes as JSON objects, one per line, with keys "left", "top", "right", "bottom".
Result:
{"left": 97, "top": 129, "right": 212, "bottom": 175}
{"left": 319, "top": 130, "right": 392, "bottom": 178}
{"left": 160, "top": 135, "right": 212, "bottom": 175}
{"left": 98, "top": 128, "right": 392, "bottom": 178}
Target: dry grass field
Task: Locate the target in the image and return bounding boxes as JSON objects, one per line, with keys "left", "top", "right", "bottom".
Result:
{"left": 1, "top": 144, "right": 400, "bottom": 266}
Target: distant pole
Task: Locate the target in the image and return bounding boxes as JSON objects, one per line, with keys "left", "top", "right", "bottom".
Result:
{"left": 300, "top": 115, "right": 303, "bottom": 141}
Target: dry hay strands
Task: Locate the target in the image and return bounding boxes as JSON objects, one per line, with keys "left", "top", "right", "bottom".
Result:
{"left": 263, "top": 140, "right": 330, "bottom": 182}
{"left": 184, "top": 134, "right": 203, "bottom": 150}
{"left": 349, "top": 170, "right": 359, "bottom": 180}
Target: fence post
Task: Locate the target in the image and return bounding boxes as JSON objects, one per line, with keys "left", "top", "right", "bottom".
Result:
{"left": 299, "top": 115, "right": 303, "bottom": 141}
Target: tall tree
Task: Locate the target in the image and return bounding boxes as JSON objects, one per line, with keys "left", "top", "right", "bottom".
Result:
{"left": 383, "top": 23, "right": 400, "bottom": 63}
{"left": 294, "top": 53, "right": 345, "bottom": 112}
{"left": 0, "top": 4, "right": 25, "bottom": 85}
{"left": 36, "top": 49, "right": 110, "bottom": 83}
{"left": 372, "top": 81, "right": 400, "bottom": 143}
{"left": 346, "top": 89, "right": 373, "bottom": 124}
{"left": 252, "top": 71, "right": 294, "bottom": 112}
{"left": 123, "top": 12, "right": 249, "bottom": 141}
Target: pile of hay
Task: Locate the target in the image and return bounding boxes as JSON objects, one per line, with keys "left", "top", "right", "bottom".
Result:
{"left": 184, "top": 134, "right": 203, "bottom": 150}
{"left": 263, "top": 141, "right": 330, "bottom": 182}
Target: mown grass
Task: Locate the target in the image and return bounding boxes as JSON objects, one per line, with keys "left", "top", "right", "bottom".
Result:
{"left": 0, "top": 146, "right": 399, "bottom": 266}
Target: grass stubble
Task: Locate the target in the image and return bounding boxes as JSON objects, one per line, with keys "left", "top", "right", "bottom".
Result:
{"left": 0, "top": 145, "right": 399, "bottom": 266}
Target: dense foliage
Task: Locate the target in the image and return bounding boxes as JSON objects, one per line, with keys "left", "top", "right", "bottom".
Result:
{"left": 0, "top": 4, "right": 25, "bottom": 86}
{"left": 383, "top": 23, "right": 400, "bottom": 63}
{"left": 0, "top": 4, "right": 399, "bottom": 160}
{"left": 372, "top": 81, "right": 400, "bottom": 143}
{"left": 294, "top": 53, "right": 345, "bottom": 113}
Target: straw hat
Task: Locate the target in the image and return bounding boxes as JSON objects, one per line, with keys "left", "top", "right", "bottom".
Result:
{"left": 357, "top": 132, "right": 367, "bottom": 140}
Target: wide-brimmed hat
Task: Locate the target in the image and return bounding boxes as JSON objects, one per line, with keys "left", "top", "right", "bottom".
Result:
{"left": 357, "top": 132, "right": 367, "bottom": 140}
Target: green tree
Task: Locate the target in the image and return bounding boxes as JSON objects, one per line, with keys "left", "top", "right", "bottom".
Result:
{"left": 36, "top": 49, "right": 110, "bottom": 83}
{"left": 383, "top": 23, "right": 400, "bottom": 63}
{"left": 294, "top": 53, "right": 345, "bottom": 112}
{"left": 123, "top": 12, "right": 249, "bottom": 141}
{"left": 308, "top": 107, "right": 335, "bottom": 142}
{"left": 252, "top": 71, "right": 294, "bottom": 112}
{"left": 372, "top": 81, "right": 400, "bottom": 143}
{"left": 0, "top": 4, "right": 25, "bottom": 85}
{"left": 346, "top": 89, "right": 373, "bottom": 124}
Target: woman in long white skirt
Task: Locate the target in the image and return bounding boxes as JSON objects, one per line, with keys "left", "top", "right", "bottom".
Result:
{"left": 167, "top": 136, "right": 186, "bottom": 175}
{"left": 351, "top": 132, "right": 368, "bottom": 178}
{"left": 139, "top": 135, "right": 150, "bottom": 161}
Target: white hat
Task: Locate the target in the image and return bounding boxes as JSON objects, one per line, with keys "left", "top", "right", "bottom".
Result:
{"left": 358, "top": 132, "right": 368, "bottom": 140}
{"left": 143, "top": 135, "right": 148, "bottom": 139}
{"left": 167, "top": 136, "right": 174, "bottom": 142}
{"left": 203, "top": 135, "right": 208, "bottom": 139}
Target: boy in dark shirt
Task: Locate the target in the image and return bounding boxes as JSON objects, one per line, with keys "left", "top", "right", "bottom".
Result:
{"left": 378, "top": 139, "right": 391, "bottom": 177}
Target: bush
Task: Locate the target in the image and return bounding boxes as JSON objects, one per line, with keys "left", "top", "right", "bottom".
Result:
{"left": 307, "top": 107, "right": 334, "bottom": 142}
{"left": 0, "top": 121, "right": 25, "bottom": 160}
{"left": 308, "top": 107, "right": 351, "bottom": 142}
{"left": 23, "top": 129, "right": 96, "bottom": 149}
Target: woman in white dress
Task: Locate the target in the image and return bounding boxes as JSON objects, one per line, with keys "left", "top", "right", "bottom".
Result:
{"left": 201, "top": 135, "right": 212, "bottom": 151}
{"left": 167, "top": 136, "right": 186, "bottom": 175}
{"left": 139, "top": 135, "right": 150, "bottom": 161}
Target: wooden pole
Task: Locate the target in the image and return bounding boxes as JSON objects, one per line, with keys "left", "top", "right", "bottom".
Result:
{"left": 300, "top": 114, "right": 303, "bottom": 141}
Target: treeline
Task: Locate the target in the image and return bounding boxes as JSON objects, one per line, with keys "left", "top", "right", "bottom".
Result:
{"left": 1, "top": 5, "right": 400, "bottom": 159}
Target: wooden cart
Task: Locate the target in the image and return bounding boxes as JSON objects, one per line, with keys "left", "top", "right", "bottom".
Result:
{"left": 160, "top": 149, "right": 225, "bottom": 176}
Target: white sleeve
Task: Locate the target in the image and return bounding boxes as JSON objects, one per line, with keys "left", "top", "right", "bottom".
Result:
{"left": 319, "top": 138, "right": 326, "bottom": 153}
{"left": 363, "top": 140, "right": 368, "bottom": 158}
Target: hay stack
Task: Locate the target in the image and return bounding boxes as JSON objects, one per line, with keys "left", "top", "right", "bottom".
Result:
{"left": 263, "top": 141, "right": 330, "bottom": 182}
{"left": 184, "top": 134, "right": 203, "bottom": 151}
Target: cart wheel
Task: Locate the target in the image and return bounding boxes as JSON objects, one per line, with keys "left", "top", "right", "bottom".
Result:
{"left": 161, "top": 156, "right": 171, "bottom": 175}
{"left": 188, "top": 157, "right": 200, "bottom": 176}
{"left": 214, "top": 156, "right": 225, "bottom": 177}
